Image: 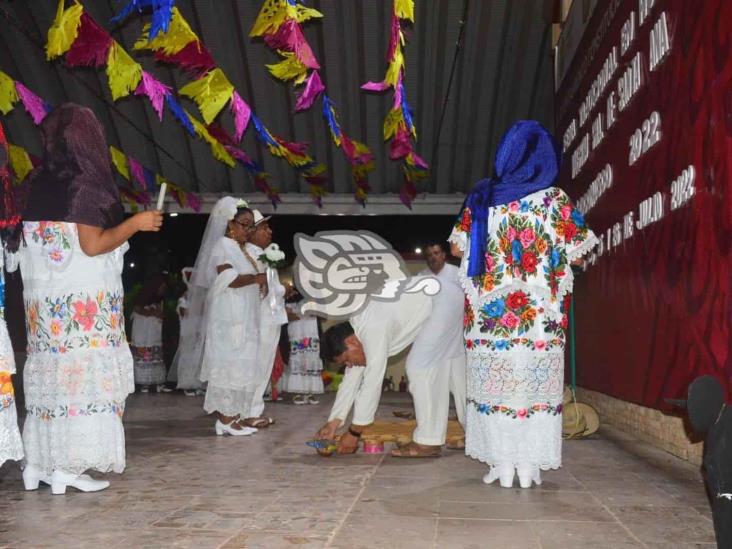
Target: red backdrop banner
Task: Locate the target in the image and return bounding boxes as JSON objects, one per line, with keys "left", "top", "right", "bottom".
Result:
{"left": 556, "top": 0, "right": 732, "bottom": 409}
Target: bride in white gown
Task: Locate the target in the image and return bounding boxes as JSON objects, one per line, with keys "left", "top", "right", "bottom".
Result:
{"left": 186, "top": 197, "right": 268, "bottom": 436}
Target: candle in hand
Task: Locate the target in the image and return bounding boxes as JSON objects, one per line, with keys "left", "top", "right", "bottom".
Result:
{"left": 156, "top": 182, "right": 167, "bottom": 211}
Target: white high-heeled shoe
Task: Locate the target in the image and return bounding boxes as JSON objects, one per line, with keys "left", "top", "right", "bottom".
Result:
{"left": 50, "top": 470, "right": 110, "bottom": 495}
{"left": 517, "top": 464, "right": 542, "bottom": 489}
{"left": 22, "top": 464, "right": 52, "bottom": 491}
{"left": 482, "top": 463, "right": 515, "bottom": 488}
{"left": 214, "top": 420, "right": 256, "bottom": 436}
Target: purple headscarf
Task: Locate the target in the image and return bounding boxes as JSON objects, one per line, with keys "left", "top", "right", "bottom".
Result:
{"left": 23, "top": 103, "right": 123, "bottom": 229}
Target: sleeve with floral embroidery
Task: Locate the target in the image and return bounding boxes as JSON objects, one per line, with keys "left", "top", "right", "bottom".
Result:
{"left": 448, "top": 206, "right": 472, "bottom": 252}
{"left": 550, "top": 190, "right": 597, "bottom": 261}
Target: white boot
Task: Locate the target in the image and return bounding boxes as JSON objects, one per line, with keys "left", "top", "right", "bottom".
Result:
{"left": 517, "top": 464, "right": 542, "bottom": 489}
{"left": 214, "top": 420, "right": 256, "bottom": 436}
{"left": 482, "top": 463, "right": 515, "bottom": 488}
{"left": 22, "top": 464, "right": 52, "bottom": 491}
{"left": 51, "top": 470, "right": 110, "bottom": 495}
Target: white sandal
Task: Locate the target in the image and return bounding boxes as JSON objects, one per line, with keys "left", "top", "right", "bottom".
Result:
{"left": 215, "top": 420, "right": 256, "bottom": 436}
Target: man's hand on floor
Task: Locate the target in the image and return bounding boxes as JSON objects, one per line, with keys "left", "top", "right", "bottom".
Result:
{"left": 316, "top": 419, "right": 340, "bottom": 441}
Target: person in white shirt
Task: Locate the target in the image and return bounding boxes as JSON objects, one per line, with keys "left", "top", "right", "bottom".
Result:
{"left": 316, "top": 285, "right": 433, "bottom": 454}
{"left": 241, "top": 210, "right": 287, "bottom": 429}
{"left": 390, "top": 243, "right": 467, "bottom": 457}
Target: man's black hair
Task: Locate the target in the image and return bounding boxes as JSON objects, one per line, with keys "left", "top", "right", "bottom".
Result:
{"left": 321, "top": 322, "right": 355, "bottom": 362}
{"left": 425, "top": 241, "right": 447, "bottom": 253}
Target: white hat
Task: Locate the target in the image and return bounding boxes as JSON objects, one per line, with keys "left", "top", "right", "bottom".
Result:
{"left": 252, "top": 209, "right": 272, "bottom": 226}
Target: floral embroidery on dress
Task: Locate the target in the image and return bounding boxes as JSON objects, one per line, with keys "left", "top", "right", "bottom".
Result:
{"left": 497, "top": 215, "right": 552, "bottom": 281}
{"left": 25, "top": 222, "right": 74, "bottom": 269}
{"left": 468, "top": 398, "right": 563, "bottom": 419}
{"left": 455, "top": 207, "right": 472, "bottom": 233}
{"left": 27, "top": 401, "right": 126, "bottom": 422}
{"left": 290, "top": 337, "right": 320, "bottom": 354}
{"left": 544, "top": 246, "right": 568, "bottom": 298}
{"left": 465, "top": 337, "right": 564, "bottom": 352}
{"left": 550, "top": 192, "right": 590, "bottom": 247}
{"left": 0, "top": 371, "right": 14, "bottom": 409}
{"left": 477, "top": 239, "right": 504, "bottom": 292}
{"left": 25, "top": 289, "right": 126, "bottom": 354}
{"left": 463, "top": 296, "right": 475, "bottom": 334}
{"left": 477, "top": 290, "right": 539, "bottom": 338}
{"left": 131, "top": 346, "right": 163, "bottom": 362}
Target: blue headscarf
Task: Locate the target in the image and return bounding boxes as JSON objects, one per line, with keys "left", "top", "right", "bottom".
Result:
{"left": 462, "top": 120, "right": 561, "bottom": 278}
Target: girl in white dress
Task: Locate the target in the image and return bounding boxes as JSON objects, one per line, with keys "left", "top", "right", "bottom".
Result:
{"left": 16, "top": 104, "right": 162, "bottom": 494}
{"left": 130, "top": 276, "right": 167, "bottom": 393}
{"left": 282, "top": 296, "right": 324, "bottom": 405}
{"left": 189, "top": 197, "right": 267, "bottom": 436}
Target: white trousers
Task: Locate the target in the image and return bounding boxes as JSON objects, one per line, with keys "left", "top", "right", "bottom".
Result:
{"left": 246, "top": 323, "right": 280, "bottom": 418}
{"left": 406, "top": 355, "right": 467, "bottom": 446}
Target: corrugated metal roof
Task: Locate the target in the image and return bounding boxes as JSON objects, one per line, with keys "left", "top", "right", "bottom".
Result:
{"left": 0, "top": 0, "right": 554, "bottom": 200}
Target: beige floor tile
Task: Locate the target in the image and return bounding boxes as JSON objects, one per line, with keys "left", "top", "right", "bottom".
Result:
{"left": 0, "top": 392, "right": 716, "bottom": 547}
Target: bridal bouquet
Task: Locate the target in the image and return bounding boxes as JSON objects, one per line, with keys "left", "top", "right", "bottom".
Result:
{"left": 259, "top": 243, "right": 286, "bottom": 268}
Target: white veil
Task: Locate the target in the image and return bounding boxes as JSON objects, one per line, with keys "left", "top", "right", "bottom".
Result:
{"left": 172, "top": 196, "right": 243, "bottom": 390}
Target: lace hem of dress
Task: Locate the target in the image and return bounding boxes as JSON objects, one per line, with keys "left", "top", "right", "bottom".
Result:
{"left": 554, "top": 233, "right": 600, "bottom": 300}
{"left": 23, "top": 346, "right": 134, "bottom": 409}
{"left": 0, "top": 400, "right": 24, "bottom": 466}
{"left": 22, "top": 411, "right": 127, "bottom": 475}
{"left": 282, "top": 375, "right": 325, "bottom": 394}
{"left": 465, "top": 407, "right": 562, "bottom": 470}
{"left": 203, "top": 385, "right": 252, "bottom": 417}
{"left": 567, "top": 232, "right": 599, "bottom": 263}
{"left": 448, "top": 230, "right": 466, "bottom": 251}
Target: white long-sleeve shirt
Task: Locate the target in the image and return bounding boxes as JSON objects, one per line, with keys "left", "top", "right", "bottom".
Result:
{"left": 419, "top": 262, "right": 460, "bottom": 287}
{"left": 328, "top": 287, "right": 433, "bottom": 426}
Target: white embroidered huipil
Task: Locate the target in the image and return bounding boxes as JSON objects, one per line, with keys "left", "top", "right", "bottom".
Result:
{"left": 0, "top": 239, "right": 23, "bottom": 466}
{"left": 200, "top": 237, "right": 262, "bottom": 416}
{"left": 328, "top": 287, "right": 433, "bottom": 427}
{"left": 406, "top": 263, "right": 467, "bottom": 445}
{"left": 449, "top": 187, "right": 597, "bottom": 470}
{"left": 282, "top": 300, "right": 324, "bottom": 395}
{"left": 18, "top": 222, "right": 133, "bottom": 475}
{"left": 130, "top": 309, "right": 165, "bottom": 386}
{"left": 244, "top": 242, "right": 286, "bottom": 418}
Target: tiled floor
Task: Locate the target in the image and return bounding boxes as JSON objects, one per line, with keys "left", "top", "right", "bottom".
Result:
{"left": 0, "top": 392, "right": 717, "bottom": 548}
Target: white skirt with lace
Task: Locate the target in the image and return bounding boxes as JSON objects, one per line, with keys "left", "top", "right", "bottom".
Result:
{"left": 0, "top": 320, "right": 23, "bottom": 466}
{"left": 465, "top": 349, "right": 564, "bottom": 470}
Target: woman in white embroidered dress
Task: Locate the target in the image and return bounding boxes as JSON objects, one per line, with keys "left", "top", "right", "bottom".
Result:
{"left": 449, "top": 121, "right": 597, "bottom": 489}
{"left": 17, "top": 104, "right": 162, "bottom": 494}
{"left": 130, "top": 275, "right": 167, "bottom": 393}
{"left": 282, "top": 290, "right": 324, "bottom": 405}
{"left": 194, "top": 197, "right": 267, "bottom": 436}
{"left": 0, "top": 122, "right": 23, "bottom": 467}
{"left": 0, "top": 239, "right": 22, "bottom": 467}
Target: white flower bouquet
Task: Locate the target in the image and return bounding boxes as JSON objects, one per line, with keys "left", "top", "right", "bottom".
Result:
{"left": 259, "top": 243, "right": 286, "bottom": 268}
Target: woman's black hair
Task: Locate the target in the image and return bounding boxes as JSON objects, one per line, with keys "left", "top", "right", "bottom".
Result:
{"left": 321, "top": 322, "right": 355, "bottom": 362}
{"left": 135, "top": 274, "right": 166, "bottom": 307}
{"left": 234, "top": 206, "right": 253, "bottom": 220}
